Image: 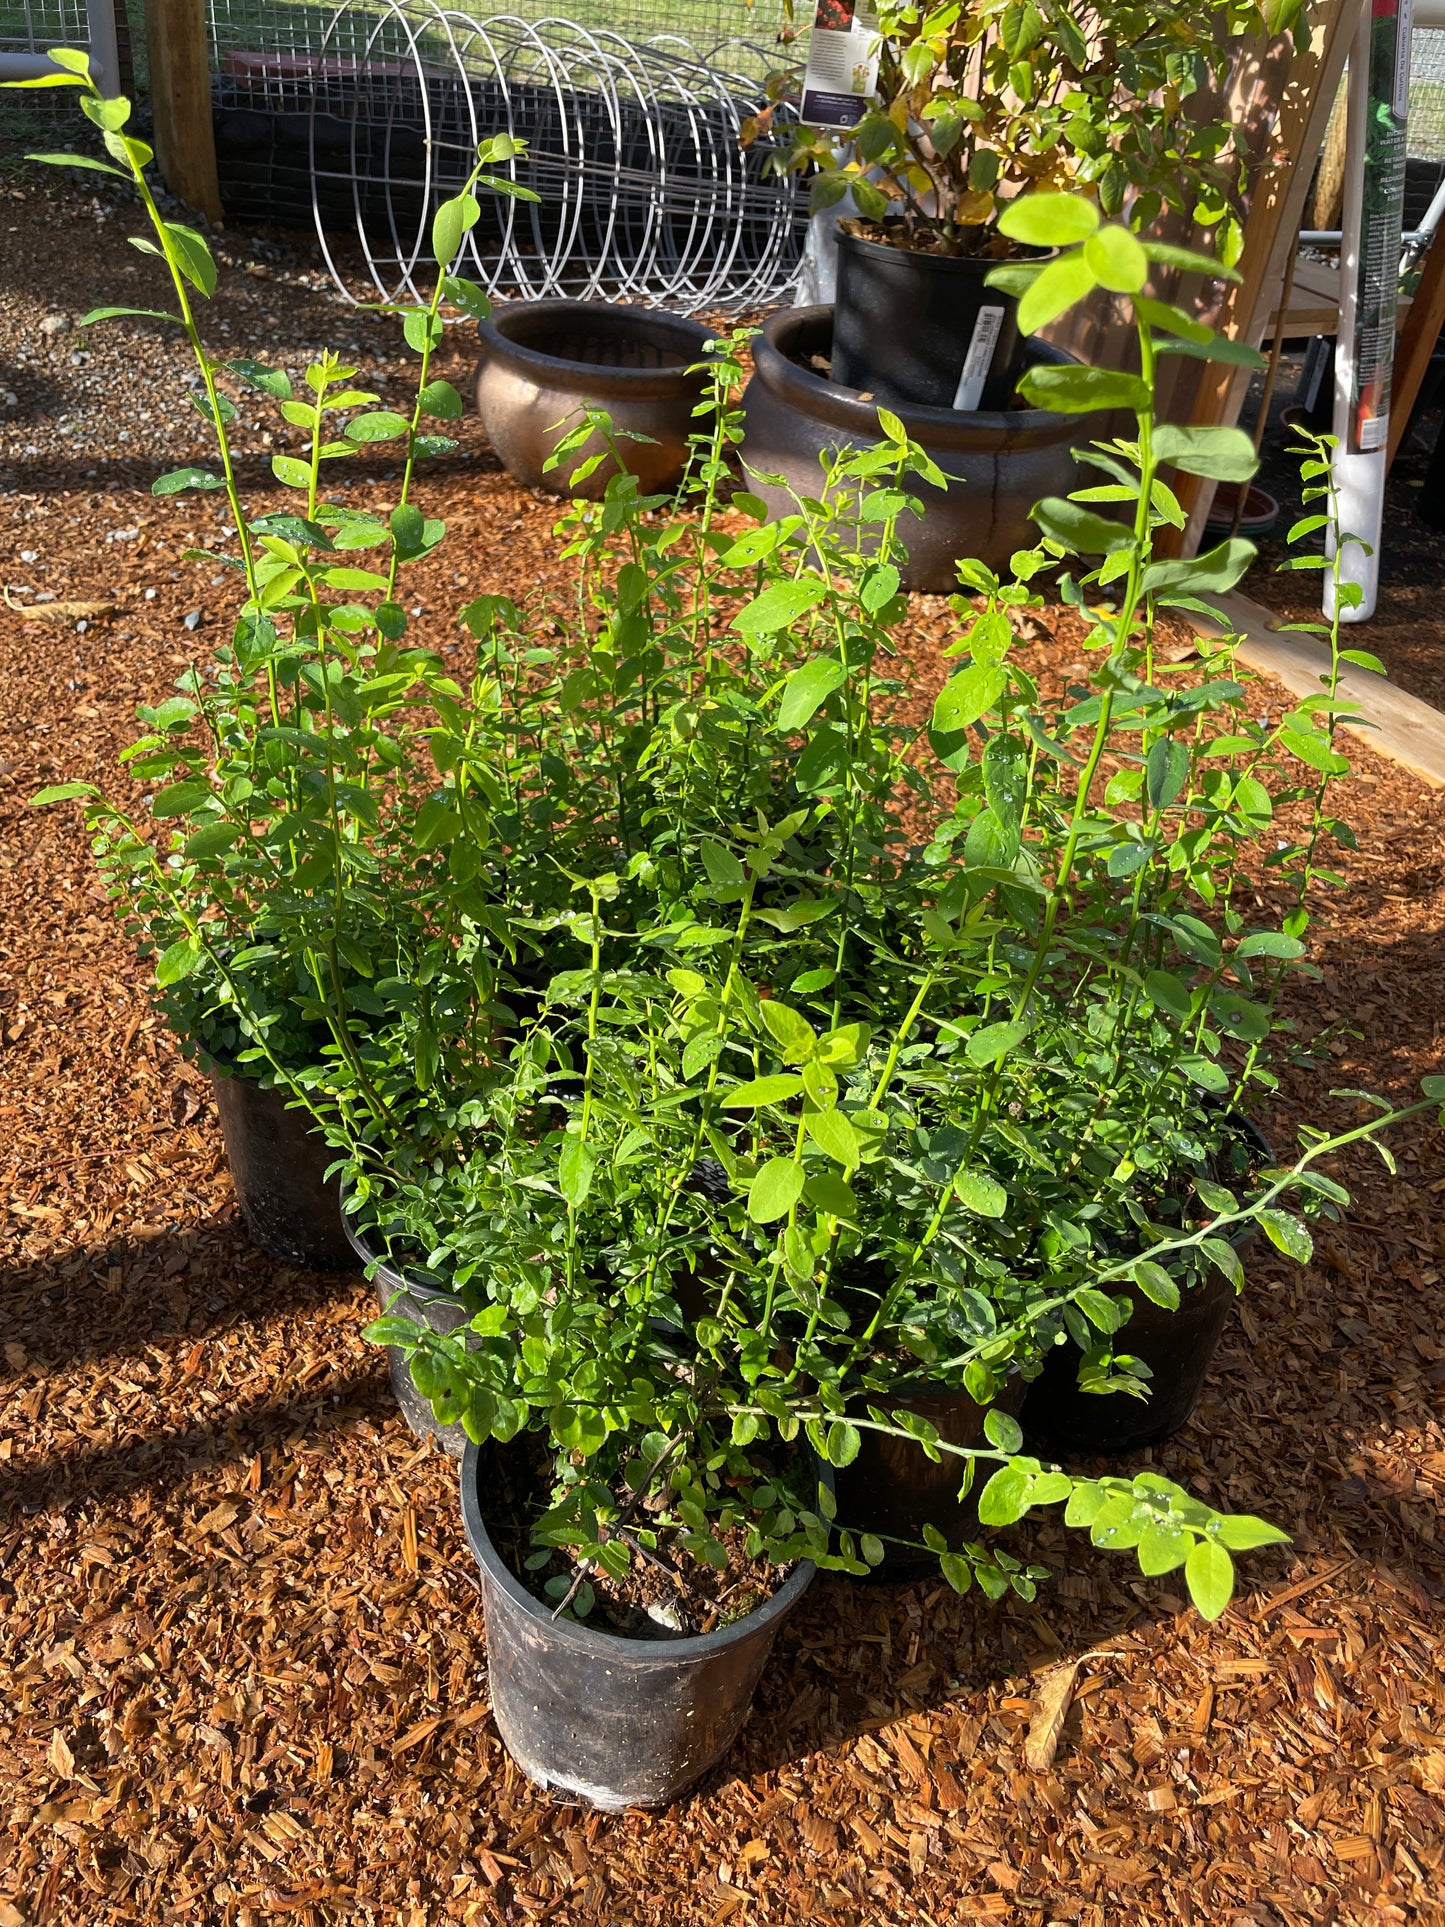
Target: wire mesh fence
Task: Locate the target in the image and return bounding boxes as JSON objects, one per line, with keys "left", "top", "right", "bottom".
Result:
{"left": 205, "top": 0, "right": 804, "bottom": 310}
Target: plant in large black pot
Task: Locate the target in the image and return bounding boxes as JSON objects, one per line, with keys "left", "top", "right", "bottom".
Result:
{"left": 19, "top": 68, "right": 532, "bottom": 1267}
{"left": 763, "top": 0, "right": 1298, "bottom": 409}
{"left": 340, "top": 375, "right": 1406, "bottom": 1805}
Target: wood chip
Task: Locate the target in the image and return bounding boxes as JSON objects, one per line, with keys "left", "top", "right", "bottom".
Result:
{"left": 1023, "top": 1660, "right": 1080, "bottom": 1771}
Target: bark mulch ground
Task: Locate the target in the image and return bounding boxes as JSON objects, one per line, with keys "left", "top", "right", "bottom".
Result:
{"left": 3, "top": 162, "right": 1445, "bottom": 1927}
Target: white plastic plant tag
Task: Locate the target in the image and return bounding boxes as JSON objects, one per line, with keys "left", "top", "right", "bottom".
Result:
{"left": 952, "top": 306, "right": 1005, "bottom": 411}
{"left": 799, "top": 0, "right": 881, "bottom": 129}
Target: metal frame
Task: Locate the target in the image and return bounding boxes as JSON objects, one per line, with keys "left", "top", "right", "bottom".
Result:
{"left": 280, "top": 0, "right": 803, "bottom": 313}
{"left": 0, "top": 0, "right": 119, "bottom": 94}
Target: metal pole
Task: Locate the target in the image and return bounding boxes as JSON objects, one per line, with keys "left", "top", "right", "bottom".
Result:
{"left": 85, "top": 0, "right": 120, "bottom": 96}
{"left": 1327, "top": 0, "right": 1412, "bottom": 623}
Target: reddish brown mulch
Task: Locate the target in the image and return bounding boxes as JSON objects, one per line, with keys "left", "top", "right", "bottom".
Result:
{"left": 3, "top": 163, "right": 1445, "bottom": 1927}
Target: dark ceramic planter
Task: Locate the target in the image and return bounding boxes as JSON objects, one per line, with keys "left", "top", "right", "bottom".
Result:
{"left": 739, "top": 306, "right": 1084, "bottom": 591}
{"left": 342, "top": 1213, "right": 474, "bottom": 1458}
{"left": 833, "top": 225, "right": 1032, "bottom": 411}
{"left": 834, "top": 1373, "right": 1027, "bottom": 1580}
{"left": 460, "top": 1437, "right": 819, "bottom": 1810}
{"left": 475, "top": 300, "right": 719, "bottom": 499}
{"left": 207, "top": 1066, "right": 352, "bottom": 1270}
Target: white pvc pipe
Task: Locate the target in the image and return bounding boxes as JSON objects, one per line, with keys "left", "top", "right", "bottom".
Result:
{"left": 0, "top": 0, "right": 117, "bottom": 94}
{"left": 86, "top": 0, "right": 120, "bottom": 98}
{"left": 1328, "top": 5, "right": 1389, "bottom": 623}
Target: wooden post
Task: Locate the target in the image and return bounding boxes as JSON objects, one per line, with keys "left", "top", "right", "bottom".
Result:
{"left": 144, "top": 0, "right": 222, "bottom": 225}
{"left": 1168, "top": 0, "right": 1364, "bottom": 553}
{"left": 1387, "top": 228, "right": 1445, "bottom": 467}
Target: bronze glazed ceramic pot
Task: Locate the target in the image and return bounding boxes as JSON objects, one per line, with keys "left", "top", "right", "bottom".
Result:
{"left": 740, "top": 305, "right": 1084, "bottom": 592}
{"left": 475, "top": 300, "right": 719, "bottom": 499}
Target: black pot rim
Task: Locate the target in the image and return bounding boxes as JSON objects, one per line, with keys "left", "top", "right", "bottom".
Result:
{"left": 477, "top": 299, "right": 720, "bottom": 399}
{"left": 754, "top": 305, "right": 1085, "bottom": 447}
{"left": 837, "top": 224, "right": 1048, "bottom": 273}
{"left": 339, "top": 1191, "right": 460, "bottom": 1305}
{"left": 460, "top": 1436, "right": 818, "bottom": 1663}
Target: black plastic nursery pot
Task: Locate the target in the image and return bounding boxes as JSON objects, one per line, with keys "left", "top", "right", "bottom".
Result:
{"left": 460, "top": 1438, "right": 819, "bottom": 1810}
{"left": 832, "top": 225, "right": 1032, "bottom": 412}
{"left": 834, "top": 1373, "right": 1027, "bottom": 1580}
{"left": 207, "top": 1064, "right": 353, "bottom": 1269}
{"left": 342, "top": 1214, "right": 474, "bottom": 1458}
{"left": 474, "top": 300, "right": 719, "bottom": 500}
{"left": 1020, "top": 1125, "right": 1271, "bottom": 1457}
{"left": 739, "top": 307, "right": 1084, "bottom": 592}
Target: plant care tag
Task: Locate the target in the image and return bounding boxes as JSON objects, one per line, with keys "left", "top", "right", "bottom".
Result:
{"left": 952, "top": 306, "right": 1005, "bottom": 411}
{"left": 799, "top": 0, "right": 881, "bottom": 129}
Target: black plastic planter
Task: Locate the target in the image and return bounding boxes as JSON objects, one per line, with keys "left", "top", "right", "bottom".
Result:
{"left": 832, "top": 226, "right": 1033, "bottom": 412}
{"left": 834, "top": 1374, "right": 1026, "bottom": 1580}
{"left": 207, "top": 1066, "right": 352, "bottom": 1269}
{"left": 1020, "top": 1128, "right": 1270, "bottom": 1457}
{"left": 342, "top": 1215, "right": 474, "bottom": 1458}
{"left": 460, "top": 1438, "right": 819, "bottom": 1810}
{"left": 739, "top": 307, "right": 1083, "bottom": 590}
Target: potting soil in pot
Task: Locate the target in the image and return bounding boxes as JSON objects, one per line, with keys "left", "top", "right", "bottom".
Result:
{"left": 485, "top": 1432, "right": 798, "bottom": 1639}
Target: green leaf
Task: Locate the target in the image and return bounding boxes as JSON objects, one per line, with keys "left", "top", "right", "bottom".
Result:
{"left": 932, "top": 662, "right": 1006, "bottom": 735}
{"left": 230, "top": 357, "right": 292, "bottom": 400}
{"left": 1257, "top": 1209, "right": 1312, "bottom": 1264}
{"left": 345, "top": 410, "right": 411, "bottom": 444}
{"left": 759, "top": 999, "right": 817, "bottom": 1065}
{"left": 804, "top": 1170, "right": 861, "bottom": 1222}
{"left": 983, "top": 1408, "right": 1023, "bottom": 1453}
{"left": 151, "top": 778, "right": 212, "bottom": 818}
{"left": 1143, "top": 241, "right": 1240, "bottom": 281}
{"left": 722, "top": 1074, "right": 806, "bottom": 1109}
{"left": 1145, "top": 969, "right": 1192, "bottom": 1020}
{"left": 1136, "top": 1523, "right": 1190, "bottom": 1575}
{"left": 1235, "top": 931, "right": 1305, "bottom": 961}
{"left": 1133, "top": 1262, "right": 1180, "bottom": 1310}
{"left": 153, "top": 466, "right": 223, "bottom": 496}
{"left": 1140, "top": 538, "right": 1255, "bottom": 599}
{"left": 270, "top": 455, "right": 310, "bottom": 489}
{"left": 965, "top": 1019, "right": 1029, "bottom": 1066}
{"left": 183, "top": 821, "right": 240, "bottom": 860}
{"left": 165, "top": 223, "right": 217, "bottom": 298}
{"left": 1184, "top": 1538, "right": 1235, "bottom": 1620}
{"left": 1016, "top": 363, "right": 1150, "bottom": 414}
{"left": 1017, "top": 251, "right": 1100, "bottom": 335}
{"left": 1280, "top": 726, "right": 1350, "bottom": 776}
{"left": 1153, "top": 424, "right": 1259, "bottom": 483}
{"left": 30, "top": 782, "right": 99, "bottom": 806}
{"left": 997, "top": 192, "right": 1100, "bottom": 248}
{"left": 954, "top": 1167, "right": 1008, "bottom": 1217}
{"left": 558, "top": 1135, "right": 596, "bottom": 1208}
{"left": 1083, "top": 224, "right": 1148, "bottom": 293}
{"left": 432, "top": 190, "right": 481, "bottom": 268}
{"left": 154, "top": 937, "right": 202, "bottom": 986}
{"left": 733, "top": 577, "right": 827, "bottom": 636}
{"left": 25, "top": 151, "right": 125, "bottom": 179}
{"left": 804, "top": 1107, "right": 861, "bottom": 1169}
{"left": 1214, "top": 1515, "right": 1291, "bottom": 1551}
{"left": 418, "top": 378, "right": 464, "bottom": 420}
{"left": 826, "top": 1420, "right": 862, "bottom": 1468}
{"left": 748, "top": 1158, "right": 806, "bottom": 1224}
{"left": 777, "top": 658, "right": 846, "bottom": 731}
{"left": 699, "top": 838, "right": 746, "bottom": 891}
{"left": 940, "top": 1552, "right": 974, "bottom": 1594}
{"left": 77, "top": 305, "right": 181, "bottom": 328}
{"left": 1146, "top": 737, "right": 1190, "bottom": 810}
{"left": 976, "top": 1466, "right": 1032, "bottom": 1526}
{"left": 1031, "top": 496, "right": 1134, "bottom": 556}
